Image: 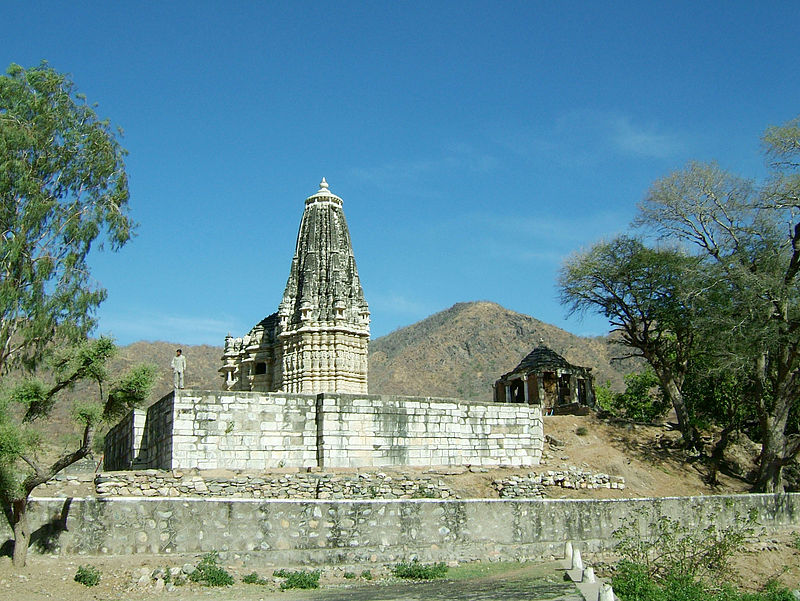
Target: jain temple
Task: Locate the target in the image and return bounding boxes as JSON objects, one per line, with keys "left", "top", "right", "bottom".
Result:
{"left": 105, "top": 180, "right": 545, "bottom": 471}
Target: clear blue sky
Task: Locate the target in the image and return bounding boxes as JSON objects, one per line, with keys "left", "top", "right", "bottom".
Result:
{"left": 4, "top": 2, "right": 799, "bottom": 346}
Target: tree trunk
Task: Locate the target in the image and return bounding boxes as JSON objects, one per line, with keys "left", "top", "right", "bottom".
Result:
{"left": 11, "top": 499, "right": 29, "bottom": 567}
{"left": 706, "top": 426, "right": 734, "bottom": 486}
{"left": 754, "top": 414, "right": 791, "bottom": 493}
{"left": 660, "top": 375, "right": 699, "bottom": 449}
{"left": 754, "top": 453, "right": 784, "bottom": 493}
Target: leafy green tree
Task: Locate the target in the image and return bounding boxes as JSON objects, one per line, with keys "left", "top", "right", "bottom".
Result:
{"left": 0, "top": 61, "right": 132, "bottom": 376}
{"left": 639, "top": 119, "right": 800, "bottom": 492}
{"left": 562, "top": 116, "right": 800, "bottom": 491}
{"left": 0, "top": 337, "right": 155, "bottom": 566}
{"left": 559, "top": 236, "right": 701, "bottom": 447}
{"left": 1, "top": 61, "right": 141, "bottom": 565}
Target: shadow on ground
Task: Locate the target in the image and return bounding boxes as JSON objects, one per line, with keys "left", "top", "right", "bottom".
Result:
{"left": 281, "top": 564, "right": 581, "bottom": 601}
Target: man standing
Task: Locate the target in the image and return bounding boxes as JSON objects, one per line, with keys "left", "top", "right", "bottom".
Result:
{"left": 171, "top": 349, "right": 187, "bottom": 389}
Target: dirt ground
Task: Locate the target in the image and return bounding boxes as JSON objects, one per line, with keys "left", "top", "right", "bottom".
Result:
{"left": 1, "top": 535, "right": 797, "bottom": 601}
{"left": 11, "top": 413, "right": 799, "bottom": 599}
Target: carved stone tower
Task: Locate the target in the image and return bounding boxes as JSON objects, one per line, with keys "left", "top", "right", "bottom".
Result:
{"left": 220, "top": 179, "right": 370, "bottom": 394}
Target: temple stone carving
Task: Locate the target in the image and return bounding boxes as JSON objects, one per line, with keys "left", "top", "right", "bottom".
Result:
{"left": 220, "top": 179, "right": 370, "bottom": 394}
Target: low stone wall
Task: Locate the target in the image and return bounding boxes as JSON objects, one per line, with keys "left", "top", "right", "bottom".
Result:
{"left": 93, "top": 469, "right": 624, "bottom": 501}
{"left": 8, "top": 494, "right": 799, "bottom": 564}
{"left": 493, "top": 469, "right": 626, "bottom": 499}
{"left": 96, "top": 471, "right": 457, "bottom": 499}
{"left": 105, "top": 390, "right": 543, "bottom": 471}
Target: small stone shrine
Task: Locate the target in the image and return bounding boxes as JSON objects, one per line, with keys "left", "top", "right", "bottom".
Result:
{"left": 494, "top": 344, "right": 596, "bottom": 414}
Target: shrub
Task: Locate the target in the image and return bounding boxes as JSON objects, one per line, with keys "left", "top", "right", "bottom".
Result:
{"left": 613, "top": 568, "right": 796, "bottom": 601}
{"left": 615, "top": 369, "right": 669, "bottom": 422}
{"left": 279, "top": 569, "right": 320, "bottom": 590}
{"left": 344, "top": 571, "right": 357, "bottom": 579}
{"left": 392, "top": 559, "right": 448, "bottom": 579}
{"left": 189, "top": 551, "right": 234, "bottom": 587}
{"left": 576, "top": 426, "right": 588, "bottom": 436}
{"left": 361, "top": 569, "right": 372, "bottom": 580}
{"left": 74, "top": 565, "right": 101, "bottom": 587}
{"left": 242, "top": 571, "right": 268, "bottom": 585}
{"left": 612, "top": 509, "right": 755, "bottom": 583}
{"left": 610, "top": 509, "right": 796, "bottom": 600}
{"left": 594, "top": 380, "right": 616, "bottom": 413}
{"left": 273, "top": 568, "right": 291, "bottom": 578}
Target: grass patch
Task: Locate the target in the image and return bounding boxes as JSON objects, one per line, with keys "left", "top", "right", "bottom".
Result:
{"left": 189, "top": 551, "right": 234, "bottom": 587}
{"left": 74, "top": 565, "right": 101, "bottom": 587}
{"left": 446, "top": 561, "right": 554, "bottom": 582}
{"left": 242, "top": 571, "right": 269, "bottom": 585}
{"left": 275, "top": 569, "right": 320, "bottom": 590}
{"left": 392, "top": 559, "right": 448, "bottom": 580}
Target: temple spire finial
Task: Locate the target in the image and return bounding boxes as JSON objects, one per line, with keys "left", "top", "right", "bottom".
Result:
{"left": 319, "top": 177, "right": 329, "bottom": 192}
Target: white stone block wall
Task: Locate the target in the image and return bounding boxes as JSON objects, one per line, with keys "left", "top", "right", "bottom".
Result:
{"left": 168, "top": 390, "right": 318, "bottom": 470}
{"left": 139, "top": 393, "right": 175, "bottom": 468}
{"left": 105, "top": 390, "right": 543, "bottom": 471}
{"left": 317, "top": 394, "right": 542, "bottom": 469}
{"left": 104, "top": 409, "right": 147, "bottom": 470}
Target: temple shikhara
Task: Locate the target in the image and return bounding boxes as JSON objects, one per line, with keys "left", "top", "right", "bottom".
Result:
{"left": 220, "top": 179, "right": 370, "bottom": 394}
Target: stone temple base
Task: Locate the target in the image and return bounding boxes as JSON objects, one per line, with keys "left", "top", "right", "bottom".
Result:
{"left": 104, "top": 389, "right": 543, "bottom": 471}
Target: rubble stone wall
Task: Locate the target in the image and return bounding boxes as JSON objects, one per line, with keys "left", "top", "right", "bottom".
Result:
{"left": 95, "top": 471, "right": 457, "bottom": 499}
{"left": 105, "top": 390, "right": 543, "bottom": 471}
{"left": 7, "top": 494, "right": 798, "bottom": 563}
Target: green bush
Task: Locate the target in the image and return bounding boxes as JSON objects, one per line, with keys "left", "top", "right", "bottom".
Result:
{"left": 613, "top": 510, "right": 754, "bottom": 582}
{"left": 74, "top": 564, "right": 101, "bottom": 587}
{"left": 279, "top": 569, "right": 320, "bottom": 590}
{"left": 576, "top": 426, "right": 588, "bottom": 436}
{"left": 611, "top": 510, "right": 795, "bottom": 601}
{"left": 242, "top": 571, "right": 268, "bottom": 585}
{"left": 189, "top": 551, "right": 234, "bottom": 587}
{"left": 616, "top": 369, "right": 669, "bottom": 422}
{"left": 361, "top": 569, "right": 372, "bottom": 580}
{"left": 594, "top": 380, "right": 616, "bottom": 413}
{"left": 613, "top": 568, "right": 795, "bottom": 601}
{"left": 344, "top": 571, "right": 357, "bottom": 579}
{"left": 392, "top": 559, "right": 448, "bottom": 579}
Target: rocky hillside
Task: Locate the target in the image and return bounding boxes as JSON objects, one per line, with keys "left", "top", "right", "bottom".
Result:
{"left": 368, "top": 301, "right": 636, "bottom": 400}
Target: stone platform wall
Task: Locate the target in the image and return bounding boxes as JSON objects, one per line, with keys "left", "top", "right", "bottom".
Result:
{"left": 317, "top": 395, "right": 541, "bottom": 468}
{"left": 104, "top": 410, "right": 147, "bottom": 470}
{"left": 8, "top": 494, "right": 799, "bottom": 563}
{"left": 105, "top": 390, "right": 543, "bottom": 471}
